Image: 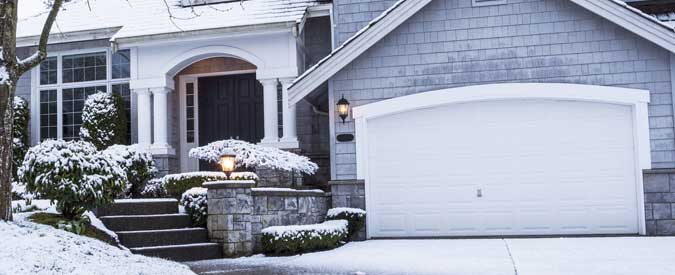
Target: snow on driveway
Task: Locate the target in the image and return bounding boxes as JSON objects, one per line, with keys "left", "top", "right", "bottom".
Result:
{"left": 190, "top": 237, "right": 675, "bottom": 275}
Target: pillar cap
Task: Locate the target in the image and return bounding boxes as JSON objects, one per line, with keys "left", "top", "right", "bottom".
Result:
{"left": 203, "top": 180, "right": 256, "bottom": 189}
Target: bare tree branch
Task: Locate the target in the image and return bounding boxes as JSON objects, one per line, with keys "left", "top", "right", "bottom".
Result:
{"left": 17, "top": 0, "right": 64, "bottom": 75}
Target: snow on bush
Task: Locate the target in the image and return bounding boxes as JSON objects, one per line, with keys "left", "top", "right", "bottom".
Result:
{"left": 12, "top": 96, "right": 30, "bottom": 182}
{"left": 0, "top": 216, "right": 195, "bottom": 275}
{"left": 189, "top": 139, "right": 318, "bottom": 175}
{"left": 261, "top": 220, "right": 348, "bottom": 256}
{"left": 326, "top": 208, "right": 366, "bottom": 239}
{"left": 180, "top": 187, "right": 208, "bottom": 227}
{"left": 80, "top": 92, "right": 127, "bottom": 149}
{"left": 231, "top": 171, "right": 259, "bottom": 183}
{"left": 162, "top": 172, "right": 228, "bottom": 199}
{"left": 18, "top": 140, "right": 127, "bottom": 219}
{"left": 103, "top": 144, "right": 157, "bottom": 198}
{"left": 141, "top": 178, "right": 167, "bottom": 198}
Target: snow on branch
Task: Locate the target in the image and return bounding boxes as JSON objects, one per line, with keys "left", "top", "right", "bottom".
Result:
{"left": 188, "top": 139, "right": 318, "bottom": 175}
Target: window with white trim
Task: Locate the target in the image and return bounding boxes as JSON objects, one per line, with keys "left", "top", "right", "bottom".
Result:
{"left": 36, "top": 49, "right": 132, "bottom": 144}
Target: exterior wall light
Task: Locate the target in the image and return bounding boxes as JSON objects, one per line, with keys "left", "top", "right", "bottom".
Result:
{"left": 219, "top": 148, "right": 236, "bottom": 179}
{"left": 337, "top": 95, "right": 350, "bottom": 123}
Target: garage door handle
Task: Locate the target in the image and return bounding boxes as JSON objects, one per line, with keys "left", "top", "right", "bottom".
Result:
{"left": 477, "top": 188, "right": 482, "bottom": 198}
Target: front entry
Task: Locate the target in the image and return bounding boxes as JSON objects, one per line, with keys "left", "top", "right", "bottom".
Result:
{"left": 198, "top": 73, "right": 264, "bottom": 170}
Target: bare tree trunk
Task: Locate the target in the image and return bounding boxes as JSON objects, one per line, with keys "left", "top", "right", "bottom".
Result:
{"left": 0, "top": 84, "right": 13, "bottom": 221}
{"left": 0, "top": 0, "right": 63, "bottom": 221}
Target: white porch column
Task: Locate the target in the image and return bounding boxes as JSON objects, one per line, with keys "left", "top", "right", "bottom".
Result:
{"left": 150, "top": 87, "right": 175, "bottom": 155}
{"left": 279, "top": 78, "right": 299, "bottom": 148}
{"left": 260, "top": 78, "right": 279, "bottom": 144}
{"left": 134, "top": 89, "right": 152, "bottom": 148}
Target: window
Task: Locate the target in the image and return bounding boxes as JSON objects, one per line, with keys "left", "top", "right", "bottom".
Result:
{"left": 39, "top": 90, "right": 58, "bottom": 141}
{"left": 62, "top": 52, "right": 107, "bottom": 83}
{"left": 112, "top": 50, "right": 130, "bottom": 79}
{"left": 185, "top": 82, "right": 196, "bottom": 143}
{"left": 62, "top": 86, "right": 106, "bottom": 140}
{"left": 39, "top": 57, "right": 57, "bottom": 85}
{"left": 112, "top": 83, "right": 132, "bottom": 144}
{"left": 36, "top": 49, "right": 132, "bottom": 142}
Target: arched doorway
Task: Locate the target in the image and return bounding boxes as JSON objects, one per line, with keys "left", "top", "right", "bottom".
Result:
{"left": 175, "top": 57, "right": 264, "bottom": 171}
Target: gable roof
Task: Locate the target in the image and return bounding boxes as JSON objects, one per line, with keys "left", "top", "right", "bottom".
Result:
{"left": 17, "top": 0, "right": 320, "bottom": 46}
{"left": 288, "top": 0, "right": 675, "bottom": 105}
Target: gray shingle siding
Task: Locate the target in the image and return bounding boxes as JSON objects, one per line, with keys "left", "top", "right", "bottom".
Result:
{"left": 331, "top": 0, "right": 675, "bottom": 179}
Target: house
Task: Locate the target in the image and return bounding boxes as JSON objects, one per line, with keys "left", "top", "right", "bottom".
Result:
{"left": 15, "top": 0, "right": 675, "bottom": 239}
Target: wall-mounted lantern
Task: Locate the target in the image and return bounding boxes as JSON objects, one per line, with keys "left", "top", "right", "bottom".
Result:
{"left": 219, "top": 148, "right": 236, "bottom": 179}
{"left": 337, "top": 95, "right": 351, "bottom": 123}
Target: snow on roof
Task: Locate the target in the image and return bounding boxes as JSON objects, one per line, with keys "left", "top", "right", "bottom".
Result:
{"left": 17, "top": 0, "right": 321, "bottom": 42}
{"left": 611, "top": 0, "right": 675, "bottom": 31}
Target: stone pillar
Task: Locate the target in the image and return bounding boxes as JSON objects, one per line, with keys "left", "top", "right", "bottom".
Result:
{"left": 203, "top": 180, "right": 255, "bottom": 257}
{"left": 279, "top": 78, "right": 299, "bottom": 148}
{"left": 134, "top": 89, "right": 152, "bottom": 148}
{"left": 260, "top": 79, "right": 279, "bottom": 145}
{"left": 150, "top": 87, "right": 174, "bottom": 155}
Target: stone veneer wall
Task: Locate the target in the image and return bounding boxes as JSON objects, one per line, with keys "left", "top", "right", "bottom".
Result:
{"left": 330, "top": 180, "right": 366, "bottom": 240}
{"left": 204, "top": 180, "right": 329, "bottom": 257}
{"left": 251, "top": 189, "right": 329, "bottom": 252}
{"left": 644, "top": 169, "right": 675, "bottom": 235}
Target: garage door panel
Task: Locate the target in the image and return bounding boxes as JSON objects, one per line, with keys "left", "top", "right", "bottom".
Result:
{"left": 366, "top": 99, "right": 639, "bottom": 237}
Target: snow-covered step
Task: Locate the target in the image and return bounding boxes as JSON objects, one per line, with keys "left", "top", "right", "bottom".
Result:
{"left": 117, "top": 228, "right": 209, "bottom": 248}
{"left": 100, "top": 213, "right": 191, "bottom": 231}
{"left": 96, "top": 199, "right": 179, "bottom": 216}
{"left": 130, "top": 243, "right": 223, "bottom": 262}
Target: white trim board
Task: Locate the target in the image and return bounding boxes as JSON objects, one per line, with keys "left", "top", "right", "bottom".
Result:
{"left": 353, "top": 83, "right": 652, "bottom": 237}
{"left": 288, "top": 0, "right": 675, "bottom": 105}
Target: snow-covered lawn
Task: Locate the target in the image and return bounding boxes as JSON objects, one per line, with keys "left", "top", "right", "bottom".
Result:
{"left": 189, "top": 238, "right": 675, "bottom": 275}
{"left": 0, "top": 212, "right": 195, "bottom": 275}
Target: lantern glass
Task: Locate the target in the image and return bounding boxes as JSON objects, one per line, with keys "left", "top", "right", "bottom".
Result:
{"left": 337, "top": 96, "right": 350, "bottom": 123}
{"left": 219, "top": 154, "right": 236, "bottom": 178}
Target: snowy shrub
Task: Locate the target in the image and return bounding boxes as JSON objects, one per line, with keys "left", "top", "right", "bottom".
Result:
{"left": 80, "top": 92, "right": 127, "bottom": 150}
{"left": 180, "top": 187, "right": 208, "bottom": 227}
{"left": 103, "top": 145, "right": 157, "bottom": 198}
{"left": 12, "top": 96, "right": 30, "bottom": 182}
{"left": 326, "top": 208, "right": 366, "bottom": 240}
{"left": 162, "top": 172, "right": 228, "bottom": 199}
{"left": 18, "top": 140, "right": 127, "bottom": 219}
{"left": 230, "top": 171, "right": 259, "bottom": 184}
{"left": 260, "top": 220, "right": 348, "bottom": 256}
{"left": 141, "top": 178, "right": 167, "bottom": 198}
{"left": 189, "top": 139, "right": 318, "bottom": 175}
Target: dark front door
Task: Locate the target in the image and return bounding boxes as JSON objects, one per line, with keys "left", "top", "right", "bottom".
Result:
{"left": 198, "top": 73, "right": 264, "bottom": 170}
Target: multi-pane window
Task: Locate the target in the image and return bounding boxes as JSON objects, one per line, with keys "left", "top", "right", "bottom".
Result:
{"left": 39, "top": 90, "right": 58, "bottom": 141}
{"left": 112, "top": 50, "right": 131, "bottom": 79}
{"left": 39, "top": 57, "right": 57, "bottom": 85}
{"left": 186, "top": 83, "right": 195, "bottom": 143}
{"left": 112, "top": 83, "right": 131, "bottom": 144}
{"left": 62, "top": 86, "right": 106, "bottom": 140}
{"left": 62, "top": 52, "right": 107, "bottom": 83}
{"left": 37, "top": 49, "right": 131, "bottom": 143}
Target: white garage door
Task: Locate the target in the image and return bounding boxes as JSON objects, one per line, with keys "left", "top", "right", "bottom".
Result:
{"left": 363, "top": 98, "right": 641, "bottom": 237}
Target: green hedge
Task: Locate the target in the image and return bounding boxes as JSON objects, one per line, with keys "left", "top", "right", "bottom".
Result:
{"left": 261, "top": 220, "right": 348, "bottom": 256}
{"left": 162, "top": 172, "right": 228, "bottom": 199}
{"left": 326, "top": 208, "right": 366, "bottom": 240}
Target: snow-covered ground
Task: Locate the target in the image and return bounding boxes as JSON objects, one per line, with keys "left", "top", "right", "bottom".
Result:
{"left": 0, "top": 212, "right": 195, "bottom": 275}
{"left": 190, "top": 238, "right": 675, "bottom": 275}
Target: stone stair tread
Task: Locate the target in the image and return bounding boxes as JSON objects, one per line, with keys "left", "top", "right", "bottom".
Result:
{"left": 130, "top": 243, "right": 222, "bottom": 262}
{"left": 117, "top": 227, "right": 204, "bottom": 234}
{"left": 96, "top": 199, "right": 179, "bottom": 216}
{"left": 100, "top": 213, "right": 188, "bottom": 218}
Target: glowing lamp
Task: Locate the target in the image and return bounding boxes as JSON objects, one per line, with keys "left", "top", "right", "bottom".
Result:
{"left": 337, "top": 95, "right": 350, "bottom": 123}
{"left": 219, "top": 148, "right": 236, "bottom": 179}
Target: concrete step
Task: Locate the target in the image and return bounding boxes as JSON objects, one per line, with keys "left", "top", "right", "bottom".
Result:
{"left": 117, "top": 228, "right": 209, "bottom": 248}
{"left": 130, "top": 243, "right": 223, "bottom": 262}
{"left": 100, "top": 213, "right": 192, "bottom": 231}
{"left": 97, "top": 199, "right": 179, "bottom": 216}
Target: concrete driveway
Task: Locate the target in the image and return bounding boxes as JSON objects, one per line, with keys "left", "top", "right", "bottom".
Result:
{"left": 187, "top": 237, "right": 675, "bottom": 275}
